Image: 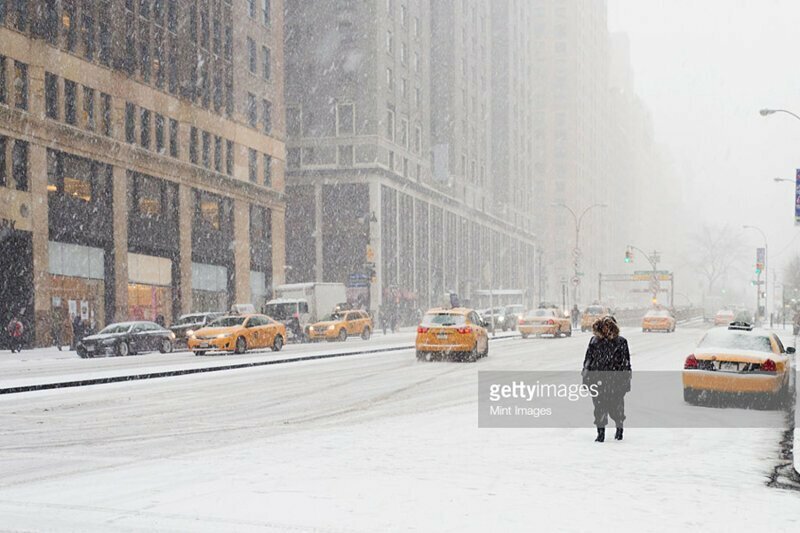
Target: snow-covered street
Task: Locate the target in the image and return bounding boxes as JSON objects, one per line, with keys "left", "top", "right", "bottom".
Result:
{"left": 1, "top": 323, "right": 797, "bottom": 531}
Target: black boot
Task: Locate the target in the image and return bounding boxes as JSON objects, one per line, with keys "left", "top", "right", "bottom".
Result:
{"left": 615, "top": 427, "right": 623, "bottom": 441}
{"left": 595, "top": 428, "right": 605, "bottom": 442}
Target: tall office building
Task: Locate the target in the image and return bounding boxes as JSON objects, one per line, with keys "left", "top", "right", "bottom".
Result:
{"left": 0, "top": 0, "right": 285, "bottom": 345}
{"left": 284, "top": 0, "right": 536, "bottom": 315}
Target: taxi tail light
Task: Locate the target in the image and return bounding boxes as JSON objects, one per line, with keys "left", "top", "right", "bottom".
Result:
{"left": 684, "top": 354, "right": 698, "bottom": 370}
{"left": 417, "top": 326, "right": 429, "bottom": 334}
{"left": 761, "top": 359, "right": 777, "bottom": 372}
{"left": 546, "top": 319, "right": 555, "bottom": 325}
{"left": 456, "top": 326, "right": 472, "bottom": 334}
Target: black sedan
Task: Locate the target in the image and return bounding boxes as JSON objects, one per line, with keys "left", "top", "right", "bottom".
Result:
{"left": 77, "top": 321, "right": 175, "bottom": 358}
{"left": 170, "top": 312, "right": 224, "bottom": 347}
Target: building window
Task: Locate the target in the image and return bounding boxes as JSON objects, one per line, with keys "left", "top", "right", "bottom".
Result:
{"left": 400, "top": 42, "right": 406, "bottom": 64}
{"left": 247, "top": 37, "right": 257, "bottom": 73}
{"left": 262, "top": 99, "right": 272, "bottom": 133}
{"left": 140, "top": 108, "right": 151, "bottom": 148}
{"left": 400, "top": 118, "right": 408, "bottom": 148}
{"left": 414, "top": 126, "right": 421, "bottom": 154}
{"left": 224, "top": 26, "right": 232, "bottom": 60}
{"left": 125, "top": 103, "right": 136, "bottom": 143}
{"left": 226, "top": 140, "right": 234, "bottom": 175}
{"left": 388, "top": 151, "right": 395, "bottom": 172}
{"left": 214, "top": 136, "right": 222, "bottom": 173}
{"left": 198, "top": 194, "right": 221, "bottom": 230}
{"left": 338, "top": 145, "right": 354, "bottom": 167}
{"left": 287, "top": 148, "right": 300, "bottom": 169}
{"left": 0, "top": 57, "right": 6, "bottom": 105}
{"left": 414, "top": 17, "right": 420, "bottom": 37}
{"left": 248, "top": 0, "right": 255, "bottom": 18}
{"left": 287, "top": 106, "right": 302, "bottom": 137}
{"left": 263, "top": 154, "right": 272, "bottom": 186}
{"left": 386, "top": 109, "right": 395, "bottom": 141}
{"left": 386, "top": 68, "right": 393, "bottom": 90}
{"left": 386, "top": 31, "right": 393, "bottom": 53}
{"left": 135, "top": 174, "right": 163, "bottom": 217}
{"left": 413, "top": 52, "right": 419, "bottom": 73}
{"left": 202, "top": 131, "right": 211, "bottom": 168}
{"left": 401, "top": 78, "right": 407, "bottom": 99}
{"left": 83, "top": 86, "right": 95, "bottom": 130}
{"left": 169, "top": 118, "right": 178, "bottom": 157}
{"left": 190, "top": 126, "right": 198, "bottom": 163}
{"left": 247, "top": 93, "right": 257, "bottom": 127}
{"left": 248, "top": 149, "right": 258, "bottom": 183}
{"left": 262, "top": 0, "right": 270, "bottom": 25}
{"left": 415, "top": 87, "right": 421, "bottom": 108}
{"left": 336, "top": 103, "right": 354, "bottom": 135}
{"left": 262, "top": 46, "right": 271, "bottom": 80}
{"left": 12, "top": 140, "right": 28, "bottom": 192}
{"left": 155, "top": 113, "right": 165, "bottom": 153}
{"left": 45, "top": 73, "right": 59, "bottom": 120}
{"left": 0, "top": 137, "right": 5, "bottom": 187}
{"left": 63, "top": 1, "right": 77, "bottom": 51}
{"left": 82, "top": 11, "right": 95, "bottom": 60}
{"left": 101, "top": 93, "right": 112, "bottom": 136}
{"left": 13, "top": 61, "right": 27, "bottom": 111}
{"left": 64, "top": 80, "right": 77, "bottom": 125}
{"left": 400, "top": 4, "right": 407, "bottom": 26}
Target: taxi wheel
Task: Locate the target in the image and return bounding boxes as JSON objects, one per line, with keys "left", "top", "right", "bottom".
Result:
{"left": 272, "top": 334, "right": 284, "bottom": 352}
{"left": 521, "top": 333, "right": 528, "bottom": 339}
{"left": 338, "top": 328, "right": 347, "bottom": 342}
{"left": 564, "top": 329, "right": 572, "bottom": 337}
{"left": 361, "top": 327, "right": 371, "bottom": 340}
{"left": 467, "top": 344, "right": 480, "bottom": 363}
{"left": 194, "top": 351, "right": 207, "bottom": 356}
{"left": 683, "top": 388, "right": 700, "bottom": 404}
{"left": 416, "top": 350, "right": 427, "bottom": 362}
{"left": 234, "top": 336, "right": 247, "bottom": 354}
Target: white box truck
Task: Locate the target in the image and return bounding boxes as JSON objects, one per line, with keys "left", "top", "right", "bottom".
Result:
{"left": 263, "top": 283, "right": 348, "bottom": 341}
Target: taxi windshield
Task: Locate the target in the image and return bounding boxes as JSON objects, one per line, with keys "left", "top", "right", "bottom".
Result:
{"left": 209, "top": 316, "right": 247, "bottom": 328}
{"left": 422, "top": 313, "right": 467, "bottom": 326}
{"left": 645, "top": 310, "right": 670, "bottom": 318}
{"left": 697, "top": 330, "right": 773, "bottom": 353}
{"left": 526, "top": 309, "right": 555, "bottom": 318}
{"left": 321, "top": 313, "right": 345, "bottom": 322}
{"left": 175, "top": 314, "right": 206, "bottom": 325}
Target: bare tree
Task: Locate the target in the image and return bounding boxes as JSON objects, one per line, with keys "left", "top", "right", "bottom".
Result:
{"left": 690, "top": 223, "right": 746, "bottom": 294}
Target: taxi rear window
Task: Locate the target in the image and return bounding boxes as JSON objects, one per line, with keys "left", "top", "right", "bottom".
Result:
{"left": 422, "top": 313, "right": 466, "bottom": 326}
{"left": 585, "top": 306, "right": 604, "bottom": 314}
{"left": 697, "top": 330, "right": 773, "bottom": 353}
{"left": 526, "top": 309, "right": 555, "bottom": 318}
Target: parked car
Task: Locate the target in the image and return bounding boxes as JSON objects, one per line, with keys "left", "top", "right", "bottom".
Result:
{"left": 170, "top": 312, "right": 224, "bottom": 347}
{"left": 77, "top": 321, "right": 175, "bottom": 358}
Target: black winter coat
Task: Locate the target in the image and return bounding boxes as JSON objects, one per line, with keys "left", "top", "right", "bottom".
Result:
{"left": 582, "top": 336, "right": 632, "bottom": 393}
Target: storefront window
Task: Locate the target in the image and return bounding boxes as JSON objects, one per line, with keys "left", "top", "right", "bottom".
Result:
{"left": 136, "top": 174, "right": 162, "bottom": 216}
{"left": 200, "top": 197, "right": 220, "bottom": 229}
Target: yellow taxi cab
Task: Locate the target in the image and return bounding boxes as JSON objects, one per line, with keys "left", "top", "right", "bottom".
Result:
{"left": 713, "top": 309, "right": 735, "bottom": 326}
{"left": 642, "top": 308, "right": 676, "bottom": 332}
{"left": 415, "top": 307, "right": 488, "bottom": 362}
{"left": 682, "top": 323, "right": 795, "bottom": 407}
{"left": 307, "top": 309, "right": 373, "bottom": 342}
{"left": 581, "top": 304, "right": 611, "bottom": 332}
{"left": 518, "top": 308, "right": 572, "bottom": 338}
{"left": 187, "top": 314, "right": 286, "bottom": 355}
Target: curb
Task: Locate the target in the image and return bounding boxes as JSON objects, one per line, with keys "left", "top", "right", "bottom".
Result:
{"left": 0, "top": 334, "right": 522, "bottom": 395}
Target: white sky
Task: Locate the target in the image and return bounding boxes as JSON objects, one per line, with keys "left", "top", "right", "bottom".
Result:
{"left": 608, "top": 0, "right": 800, "bottom": 279}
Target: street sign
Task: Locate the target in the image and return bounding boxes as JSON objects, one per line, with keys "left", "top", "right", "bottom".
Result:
{"left": 796, "top": 169, "right": 800, "bottom": 226}
{"left": 366, "top": 245, "right": 375, "bottom": 262}
{"left": 348, "top": 273, "right": 370, "bottom": 288}
{"left": 571, "top": 276, "right": 580, "bottom": 287}
{"left": 634, "top": 270, "right": 669, "bottom": 275}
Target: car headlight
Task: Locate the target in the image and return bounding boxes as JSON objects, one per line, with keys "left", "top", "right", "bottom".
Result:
{"left": 327, "top": 324, "right": 336, "bottom": 331}
{"left": 186, "top": 329, "right": 194, "bottom": 337}
{"left": 497, "top": 316, "right": 505, "bottom": 322}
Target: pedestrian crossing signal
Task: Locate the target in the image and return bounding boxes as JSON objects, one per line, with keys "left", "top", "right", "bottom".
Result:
{"left": 624, "top": 248, "right": 633, "bottom": 263}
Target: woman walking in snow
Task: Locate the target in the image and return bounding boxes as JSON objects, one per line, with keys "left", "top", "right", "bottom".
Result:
{"left": 581, "top": 316, "right": 631, "bottom": 442}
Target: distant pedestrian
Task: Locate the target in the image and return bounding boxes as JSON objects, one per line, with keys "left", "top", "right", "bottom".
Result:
{"left": 582, "top": 316, "right": 631, "bottom": 442}
{"left": 155, "top": 314, "right": 166, "bottom": 328}
{"left": 71, "top": 315, "right": 84, "bottom": 350}
{"left": 49, "top": 306, "right": 65, "bottom": 351}
{"left": 7, "top": 316, "right": 24, "bottom": 353}
{"left": 570, "top": 304, "right": 580, "bottom": 329}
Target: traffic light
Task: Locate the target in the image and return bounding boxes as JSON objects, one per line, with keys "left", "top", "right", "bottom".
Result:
{"left": 624, "top": 248, "right": 633, "bottom": 263}
{"left": 755, "top": 262, "right": 763, "bottom": 275}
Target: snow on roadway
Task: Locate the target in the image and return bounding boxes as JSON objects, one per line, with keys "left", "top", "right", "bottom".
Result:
{"left": 0, "top": 324, "right": 796, "bottom": 531}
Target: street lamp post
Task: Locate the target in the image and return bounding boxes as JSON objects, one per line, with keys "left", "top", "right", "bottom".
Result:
{"left": 743, "top": 225, "right": 768, "bottom": 326}
{"left": 552, "top": 203, "right": 607, "bottom": 309}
